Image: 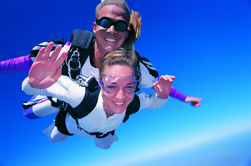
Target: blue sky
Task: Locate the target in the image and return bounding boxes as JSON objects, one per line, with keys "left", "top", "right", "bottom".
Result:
{"left": 0, "top": 0, "right": 251, "bottom": 166}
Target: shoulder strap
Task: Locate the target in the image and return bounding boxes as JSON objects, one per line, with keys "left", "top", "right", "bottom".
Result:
{"left": 67, "top": 78, "right": 100, "bottom": 119}
{"left": 70, "top": 29, "right": 95, "bottom": 49}
{"left": 62, "top": 29, "right": 96, "bottom": 79}
{"left": 123, "top": 95, "right": 140, "bottom": 123}
{"left": 55, "top": 108, "right": 74, "bottom": 136}
{"left": 134, "top": 51, "right": 141, "bottom": 92}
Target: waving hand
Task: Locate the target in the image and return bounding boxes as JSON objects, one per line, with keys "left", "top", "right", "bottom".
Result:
{"left": 28, "top": 42, "right": 68, "bottom": 89}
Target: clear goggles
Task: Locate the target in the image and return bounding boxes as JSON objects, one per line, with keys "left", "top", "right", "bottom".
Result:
{"left": 100, "top": 74, "right": 137, "bottom": 94}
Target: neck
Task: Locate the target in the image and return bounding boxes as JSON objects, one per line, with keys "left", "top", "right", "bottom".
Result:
{"left": 94, "top": 42, "right": 108, "bottom": 68}
{"left": 102, "top": 98, "right": 115, "bottom": 118}
{"left": 103, "top": 105, "right": 115, "bottom": 118}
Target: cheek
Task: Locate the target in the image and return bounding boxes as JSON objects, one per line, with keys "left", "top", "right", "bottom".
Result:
{"left": 102, "top": 91, "right": 114, "bottom": 101}
{"left": 120, "top": 32, "right": 127, "bottom": 40}
{"left": 127, "top": 94, "right": 135, "bottom": 103}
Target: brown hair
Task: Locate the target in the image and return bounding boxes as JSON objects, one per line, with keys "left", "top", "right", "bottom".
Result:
{"left": 121, "top": 10, "right": 142, "bottom": 49}
{"left": 99, "top": 49, "right": 138, "bottom": 79}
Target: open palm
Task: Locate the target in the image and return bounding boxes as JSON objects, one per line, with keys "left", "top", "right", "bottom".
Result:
{"left": 28, "top": 42, "right": 68, "bottom": 89}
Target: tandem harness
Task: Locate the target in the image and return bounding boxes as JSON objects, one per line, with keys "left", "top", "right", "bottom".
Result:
{"left": 26, "top": 29, "right": 143, "bottom": 138}
{"left": 62, "top": 29, "right": 96, "bottom": 79}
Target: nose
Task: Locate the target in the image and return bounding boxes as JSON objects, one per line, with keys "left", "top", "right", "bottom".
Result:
{"left": 106, "top": 25, "right": 117, "bottom": 34}
{"left": 115, "top": 87, "right": 125, "bottom": 99}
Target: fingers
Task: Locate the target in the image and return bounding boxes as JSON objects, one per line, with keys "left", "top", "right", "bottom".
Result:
{"left": 169, "top": 75, "right": 176, "bottom": 80}
{"left": 191, "top": 102, "right": 201, "bottom": 107}
{"left": 36, "top": 41, "right": 66, "bottom": 68}
{"left": 35, "top": 47, "right": 45, "bottom": 61}
{"left": 49, "top": 44, "right": 63, "bottom": 62}
{"left": 42, "top": 42, "right": 55, "bottom": 60}
{"left": 36, "top": 41, "right": 55, "bottom": 62}
{"left": 191, "top": 98, "right": 202, "bottom": 107}
{"left": 53, "top": 52, "right": 68, "bottom": 68}
{"left": 158, "top": 75, "right": 176, "bottom": 82}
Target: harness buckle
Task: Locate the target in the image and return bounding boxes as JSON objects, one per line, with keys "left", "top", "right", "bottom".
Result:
{"left": 67, "top": 48, "right": 81, "bottom": 79}
{"left": 76, "top": 75, "right": 89, "bottom": 87}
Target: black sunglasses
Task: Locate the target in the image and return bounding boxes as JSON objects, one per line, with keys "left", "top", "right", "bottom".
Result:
{"left": 96, "top": 17, "right": 128, "bottom": 32}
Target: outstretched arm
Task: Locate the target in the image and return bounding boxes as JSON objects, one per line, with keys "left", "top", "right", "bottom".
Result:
{"left": 0, "top": 55, "right": 33, "bottom": 73}
{"left": 170, "top": 87, "right": 202, "bottom": 107}
{"left": 28, "top": 41, "right": 68, "bottom": 89}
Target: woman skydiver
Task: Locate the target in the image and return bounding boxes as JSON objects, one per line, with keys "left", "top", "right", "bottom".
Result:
{"left": 22, "top": 46, "right": 175, "bottom": 149}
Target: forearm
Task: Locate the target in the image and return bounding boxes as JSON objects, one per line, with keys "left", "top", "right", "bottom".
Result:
{"left": 169, "top": 87, "right": 187, "bottom": 101}
{"left": 0, "top": 55, "right": 33, "bottom": 73}
{"left": 22, "top": 76, "right": 85, "bottom": 107}
{"left": 138, "top": 92, "right": 168, "bottom": 110}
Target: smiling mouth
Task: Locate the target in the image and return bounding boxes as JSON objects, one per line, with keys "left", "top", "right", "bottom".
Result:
{"left": 113, "top": 101, "right": 125, "bottom": 106}
{"left": 105, "top": 38, "right": 116, "bottom": 42}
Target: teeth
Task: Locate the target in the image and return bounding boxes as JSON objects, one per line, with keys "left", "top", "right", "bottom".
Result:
{"left": 114, "top": 101, "right": 124, "bottom": 105}
{"left": 105, "top": 38, "right": 116, "bottom": 42}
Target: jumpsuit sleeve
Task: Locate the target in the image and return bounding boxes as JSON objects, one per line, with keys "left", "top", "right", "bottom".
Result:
{"left": 169, "top": 86, "right": 187, "bottom": 101}
{"left": 0, "top": 39, "right": 67, "bottom": 73}
{"left": 0, "top": 55, "right": 33, "bottom": 73}
{"left": 137, "top": 92, "right": 168, "bottom": 110}
{"left": 22, "top": 75, "right": 86, "bottom": 108}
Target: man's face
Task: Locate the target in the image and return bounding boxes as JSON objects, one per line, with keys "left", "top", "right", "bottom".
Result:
{"left": 93, "top": 5, "right": 128, "bottom": 53}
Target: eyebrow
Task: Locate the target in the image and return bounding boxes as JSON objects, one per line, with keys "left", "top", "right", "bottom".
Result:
{"left": 110, "top": 82, "right": 135, "bottom": 85}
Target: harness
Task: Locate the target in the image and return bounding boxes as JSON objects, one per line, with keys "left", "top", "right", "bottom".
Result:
{"left": 62, "top": 29, "right": 96, "bottom": 79}
{"left": 55, "top": 75, "right": 140, "bottom": 138}
{"left": 26, "top": 29, "right": 146, "bottom": 138}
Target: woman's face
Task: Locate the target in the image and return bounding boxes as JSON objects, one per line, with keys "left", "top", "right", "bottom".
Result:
{"left": 101, "top": 64, "right": 136, "bottom": 116}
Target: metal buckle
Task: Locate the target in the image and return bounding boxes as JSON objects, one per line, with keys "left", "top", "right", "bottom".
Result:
{"left": 67, "top": 48, "right": 81, "bottom": 79}
{"left": 76, "top": 75, "right": 89, "bottom": 87}
{"left": 57, "top": 100, "right": 66, "bottom": 109}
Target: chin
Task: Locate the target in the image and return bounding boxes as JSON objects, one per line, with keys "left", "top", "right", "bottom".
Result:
{"left": 114, "top": 105, "right": 128, "bottom": 114}
{"left": 113, "top": 109, "right": 126, "bottom": 114}
{"left": 112, "top": 104, "right": 128, "bottom": 114}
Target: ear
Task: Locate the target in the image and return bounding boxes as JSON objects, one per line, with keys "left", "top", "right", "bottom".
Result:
{"left": 93, "top": 22, "right": 97, "bottom": 33}
{"left": 98, "top": 76, "right": 101, "bottom": 85}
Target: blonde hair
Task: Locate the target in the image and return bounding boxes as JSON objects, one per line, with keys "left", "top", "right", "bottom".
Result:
{"left": 96, "top": 0, "right": 130, "bottom": 23}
